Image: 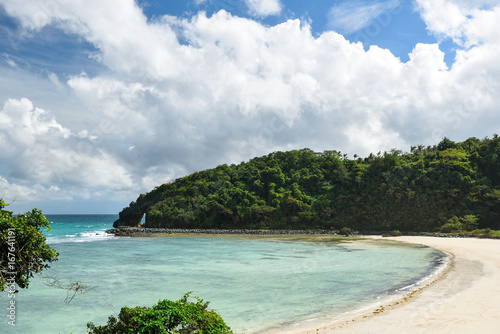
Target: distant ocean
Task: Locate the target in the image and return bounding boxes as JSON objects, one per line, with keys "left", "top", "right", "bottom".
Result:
{"left": 2, "top": 215, "right": 447, "bottom": 334}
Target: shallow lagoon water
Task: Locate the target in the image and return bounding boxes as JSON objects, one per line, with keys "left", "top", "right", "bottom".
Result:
{"left": 2, "top": 215, "right": 445, "bottom": 333}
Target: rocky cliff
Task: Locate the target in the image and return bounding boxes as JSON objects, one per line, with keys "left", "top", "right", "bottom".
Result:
{"left": 113, "top": 185, "right": 167, "bottom": 227}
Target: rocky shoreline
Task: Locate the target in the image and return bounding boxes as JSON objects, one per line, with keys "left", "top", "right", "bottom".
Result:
{"left": 106, "top": 227, "right": 500, "bottom": 239}
{"left": 106, "top": 227, "right": 341, "bottom": 237}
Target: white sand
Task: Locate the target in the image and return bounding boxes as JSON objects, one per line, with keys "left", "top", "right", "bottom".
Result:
{"left": 277, "top": 236, "right": 500, "bottom": 334}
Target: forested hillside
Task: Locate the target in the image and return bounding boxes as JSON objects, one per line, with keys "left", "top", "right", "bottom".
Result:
{"left": 114, "top": 136, "right": 500, "bottom": 232}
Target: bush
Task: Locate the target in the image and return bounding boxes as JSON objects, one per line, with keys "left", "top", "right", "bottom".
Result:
{"left": 87, "top": 293, "right": 233, "bottom": 334}
{"left": 441, "top": 215, "right": 479, "bottom": 233}
{"left": 440, "top": 224, "right": 453, "bottom": 233}
{"left": 339, "top": 227, "right": 352, "bottom": 236}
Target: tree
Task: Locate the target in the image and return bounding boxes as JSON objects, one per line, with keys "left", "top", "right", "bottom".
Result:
{"left": 1, "top": 199, "right": 59, "bottom": 291}
{"left": 87, "top": 292, "right": 233, "bottom": 334}
{"left": 115, "top": 135, "right": 500, "bottom": 232}
{"left": 437, "top": 137, "right": 457, "bottom": 151}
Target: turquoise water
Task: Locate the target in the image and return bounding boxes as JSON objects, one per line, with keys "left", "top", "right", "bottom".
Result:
{"left": 2, "top": 215, "right": 446, "bottom": 334}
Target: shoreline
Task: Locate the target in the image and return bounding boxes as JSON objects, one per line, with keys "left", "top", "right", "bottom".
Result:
{"left": 106, "top": 227, "right": 341, "bottom": 237}
{"left": 280, "top": 236, "right": 500, "bottom": 334}
{"left": 105, "top": 229, "right": 500, "bottom": 333}
{"left": 106, "top": 227, "right": 500, "bottom": 239}
{"left": 260, "top": 236, "right": 453, "bottom": 334}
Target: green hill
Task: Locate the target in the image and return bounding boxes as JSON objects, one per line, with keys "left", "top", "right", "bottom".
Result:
{"left": 114, "top": 136, "right": 500, "bottom": 233}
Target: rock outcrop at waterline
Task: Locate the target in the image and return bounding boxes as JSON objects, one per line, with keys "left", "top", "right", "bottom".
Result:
{"left": 113, "top": 205, "right": 144, "bottom": 227}
{"left": 113, "top": 187, "right": 166, "bottom": 227}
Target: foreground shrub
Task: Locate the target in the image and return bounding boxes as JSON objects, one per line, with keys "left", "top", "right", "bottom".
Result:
{"left": 0, "top": 199, "right": 58, "bottom": 291}
{"left": 87, "top": 293, "right": 233, "bottom": 334}
{"left": 339, "top": 227, "right": 352, "bottom": 236}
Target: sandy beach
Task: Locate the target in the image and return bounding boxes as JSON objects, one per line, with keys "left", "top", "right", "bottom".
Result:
{"left": 279, "top": 236, "right": 500, "bottom": 334}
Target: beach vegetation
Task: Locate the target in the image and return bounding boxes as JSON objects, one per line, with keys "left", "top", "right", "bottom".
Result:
{"left": 115, "top": 135, "right": 500, "bottom": 234}
{"left": 87, "top": 292, "right": 233, "bottom": 334}
{"left": 340, "top": 227, "right": 353, "bottom": 236}
{"left": 460, "top": 228, "right": 500, "bottom": 238}
{"left": 0, "top": 199, "right": 59, "bottom": 291}
{"left": 441, "top": 215, "right": 479, "bottom": 233}
{"left": 382, "top": 230, "right": 402, "bottom": 237}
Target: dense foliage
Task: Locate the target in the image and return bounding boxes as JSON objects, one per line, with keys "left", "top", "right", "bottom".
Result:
{"left": 0, "top": 199, "right": 58, "bottom": 291}
{"left": 115, "top": 136, "right": 500, "bottom": 232}
{"left": 87, "top": 293, "right": 233, "bottom": 334}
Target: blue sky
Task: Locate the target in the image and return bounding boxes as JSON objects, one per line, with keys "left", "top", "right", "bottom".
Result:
{"left": 1, "top": 0, "right": 500, "bottom": 214}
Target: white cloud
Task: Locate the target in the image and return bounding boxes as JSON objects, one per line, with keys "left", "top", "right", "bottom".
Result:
{"left": 327, "top": 0, "right": 400, "bottom": 34}
{"left": 46, "top": 71, "right": 65, "bottom": 90}
{"left": 415, "top": 0, "right": 500, "bottom": 47}
{"left": 0, "top": 0, "right": 182, "bottom": 80}
{"left": 2, "top": 53, "right": 17, "bottom": 67}
{"left": 245, "top": 0, "right": 282, "bottom": 17}
{"left": 0, "top": 0, "right": 500, "bottom": 212}
{"left": 140, "top": 165, "right": 188, "bottom": 191}
{"left": 0, "top": 98, "right": 70, "bottom": 150}
{"left": 0, "top": 98, "right": 134, "bottom": 205}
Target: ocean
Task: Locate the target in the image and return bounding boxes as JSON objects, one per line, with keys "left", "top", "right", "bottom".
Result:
{"left": 2, "top": 215, "right": 447, "bottom": 333}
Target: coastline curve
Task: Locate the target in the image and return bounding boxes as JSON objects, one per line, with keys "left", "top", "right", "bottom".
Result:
{"left": 285, "top": 236, "right": 499, "bottom": 334}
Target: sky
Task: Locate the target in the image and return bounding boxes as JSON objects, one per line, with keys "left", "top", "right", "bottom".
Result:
{"left": 0, "top": 0, "right": 500, "bottom": 214}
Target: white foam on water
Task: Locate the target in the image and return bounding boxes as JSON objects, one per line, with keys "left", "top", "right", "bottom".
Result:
{"left": 47, "top": 230, "right": 114, "bottom": 244}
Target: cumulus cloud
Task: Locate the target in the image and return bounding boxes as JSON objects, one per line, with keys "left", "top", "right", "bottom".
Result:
{"left": 415, "top": 0, "right": 500, "bottom": 47}
{"left": 0, "top": 98, "right": 134, "bottom": 206}
{"left": 0, "top": 0, "right": 499, "bottom": 212}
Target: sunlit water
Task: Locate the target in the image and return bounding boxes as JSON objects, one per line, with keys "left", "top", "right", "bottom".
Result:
{"left": 1, "top": 215, "right": 446, "bottom": 333}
